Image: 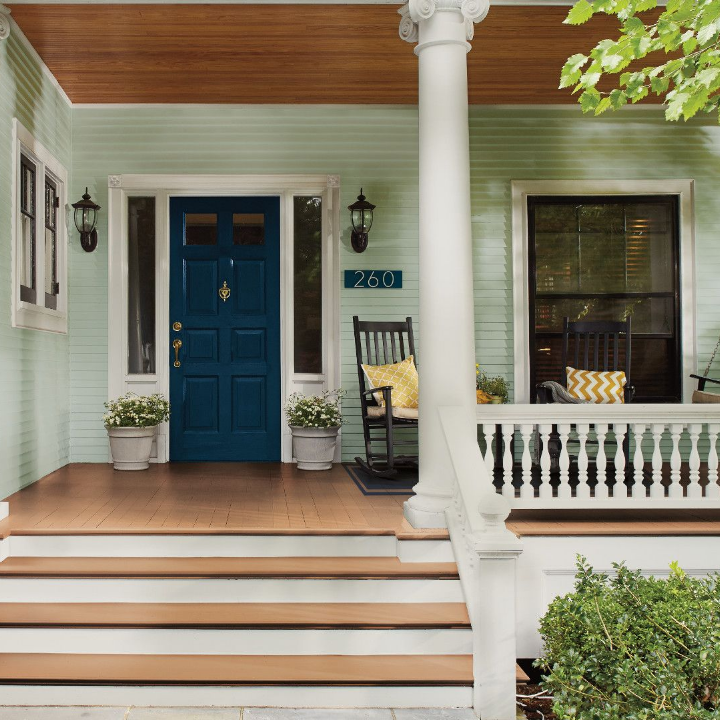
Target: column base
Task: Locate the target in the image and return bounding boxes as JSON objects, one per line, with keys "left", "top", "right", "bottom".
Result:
{"left": 403, "top": 491, "right": 452, "bottom": 529}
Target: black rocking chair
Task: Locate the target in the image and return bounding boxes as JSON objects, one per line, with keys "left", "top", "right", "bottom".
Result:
{"left": 353, "top": 315, "right": 419, "bottom": 479}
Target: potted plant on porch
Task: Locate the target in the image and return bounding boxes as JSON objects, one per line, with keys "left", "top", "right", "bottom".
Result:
{"left": 286, "top": 390, "right": 344, "bottom": 470}
{"left": 476, "top": 365, "right": 509, "bottom": 404}
{"left": 104, "top": 393, "right": 171, "bottom": 471}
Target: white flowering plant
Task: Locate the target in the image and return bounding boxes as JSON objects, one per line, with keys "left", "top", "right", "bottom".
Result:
{"left": 103, "top": 393, "right": 171, "bottom": 428}
{"left": 285, "top": 390, "right": 345, "bottom": 429}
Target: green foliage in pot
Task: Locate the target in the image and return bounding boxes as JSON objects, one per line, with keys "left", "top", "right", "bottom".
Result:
{"left": 285, "top": 390, "right": 345, "bottom": 429}
{"left": 104, "top": 393, "right": 171, "bottom": 428}
{"left": 537, "top": 556, "right": 720, "bottom": 720}
{"left": 476, "top": 365, "right": 509, "bottom": 402}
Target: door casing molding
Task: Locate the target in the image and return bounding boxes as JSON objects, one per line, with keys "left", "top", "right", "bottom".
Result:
{"left": 108, "top": 174, "right": 342, "bottom": 463}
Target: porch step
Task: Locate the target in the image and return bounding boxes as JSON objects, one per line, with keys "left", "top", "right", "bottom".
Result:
{"left": 0, "top": 653, "right": 474, "bottom": 686}
{"left": 0, "top": 602, "right": 470, "bottom": 628}
{"left": 0, "top": 556, "right": 458, "bottom": 579}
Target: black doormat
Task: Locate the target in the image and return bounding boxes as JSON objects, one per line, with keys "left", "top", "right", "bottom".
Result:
{"left": 343, "top": 463, "right": 417, "bottom": 496}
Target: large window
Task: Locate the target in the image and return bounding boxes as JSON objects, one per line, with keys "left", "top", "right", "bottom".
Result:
{"left": 528, "top": 195, "right": 681, "bottom": 402}
{"left": 12, "top": 120, "right": 68, "bottom": 333}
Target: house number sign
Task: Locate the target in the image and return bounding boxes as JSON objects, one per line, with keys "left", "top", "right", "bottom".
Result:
{"left": 344, "top": 270, "right": 403, "bottom": 289}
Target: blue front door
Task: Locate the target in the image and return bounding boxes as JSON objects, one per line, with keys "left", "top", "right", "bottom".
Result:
{"left": 169, "top": 196, "right": 281, "bottom": 461}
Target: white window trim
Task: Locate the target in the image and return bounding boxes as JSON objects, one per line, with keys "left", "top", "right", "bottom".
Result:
{"left": 11, "top": 119, "right": 68, "bottom": 334}
{"left": 107, "top": 174, "right": 342, "bottom": 463}
{"left": 511, "top": 179, "right": 696, "bottom": 404}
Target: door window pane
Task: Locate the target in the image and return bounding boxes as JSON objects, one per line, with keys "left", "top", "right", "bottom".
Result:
{"left": 20, "top": 155, "right": 36, "bottom": 304}
{"left": 185, "top": 213, "right": 217, "bottom": 246}
{"left": 128, "top": 197, "right": 156, "bottom": 374}
{"left": 233, "top": 213, "right": 265, "bottom": 245}
{"left": 529, "top": 196, "right": 680, "bottom": 402}
{"left": 44, "top": 177, "right": 59, "bottom": 309}
{"left": 293, "top": 196, "right": 323, "bottom": 374}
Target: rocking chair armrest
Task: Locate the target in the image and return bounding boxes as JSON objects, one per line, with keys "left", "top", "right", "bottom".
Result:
{"left": 363, "top": 386, "right": 394, "bottom": 407}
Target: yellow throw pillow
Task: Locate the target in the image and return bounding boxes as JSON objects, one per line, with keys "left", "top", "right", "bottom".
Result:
{"left": 362, "top": 356, "right": 419, "bottom": 409}
{"left": 566, "top": 367, "right": 626, "bottom": 404}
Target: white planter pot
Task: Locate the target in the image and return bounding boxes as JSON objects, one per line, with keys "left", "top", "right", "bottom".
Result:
{"left": 107, "top": 426, "right": 157, "bottom": 471}
{"left": 290, "top": 426, "right": 340, "bottom": 471}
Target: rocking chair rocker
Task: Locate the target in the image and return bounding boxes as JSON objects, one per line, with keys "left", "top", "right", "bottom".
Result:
{"left": 353, "top": 315, "right": 419, "bottom": 479}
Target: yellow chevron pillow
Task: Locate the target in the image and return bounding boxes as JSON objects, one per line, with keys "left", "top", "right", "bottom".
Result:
{"left": 362, "top": 356, "right": 419, "bottom": 408}
{"left": 566, "top": 367, "right": 626, "bottom": 404}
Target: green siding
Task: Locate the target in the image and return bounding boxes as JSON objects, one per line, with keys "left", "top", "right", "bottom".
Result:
{"left": 0, "top": 34, "right": 71, "bottom": 498}
{"left": 67, "top": 104, "right": 720, "bottom": 464}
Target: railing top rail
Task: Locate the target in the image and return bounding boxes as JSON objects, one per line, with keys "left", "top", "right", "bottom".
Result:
{"left": 476, "top": 403, "right": 720, "bottom": 424}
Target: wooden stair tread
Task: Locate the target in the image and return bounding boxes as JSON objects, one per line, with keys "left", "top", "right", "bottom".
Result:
{"left": 0, "top": 654, "right": 473, "bottom": 686}
{"left": 0, "top": 602, "right": 470, "bottom": 628}
{"left": 0, "top": 557, "right": 458, "bottom": 579}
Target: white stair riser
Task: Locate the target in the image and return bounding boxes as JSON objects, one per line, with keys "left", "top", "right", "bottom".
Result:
{"left": 0, "top": 627, "right": 472, "bottom": 655}
{"left": 7, "top": 536, "right": 455, "bottom": 562}
{"left": 397, "top": 540, "right": 454, "bottom": 563}
{"left": 0, "top": 685, "right": 473, "bottom": 708}
{"left": 0, "top": 537, "right": 8, "bottom": 562}
{"left": 8, "top": 535, "right": 402, "bottom": 558}
{"left": 0, "top": 502, "right": 7, "bottom": 521}
{"left": 0, "top": 578, "right": 464, "bottom": 603}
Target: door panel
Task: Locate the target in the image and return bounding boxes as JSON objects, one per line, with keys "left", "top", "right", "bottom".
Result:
{"left": 169, "top": 196, "right": 281, "bottom": 461}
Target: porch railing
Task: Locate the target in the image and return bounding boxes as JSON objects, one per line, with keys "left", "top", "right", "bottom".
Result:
{"left": 477, "top": 403, "right": 720, "bottom": 508}
{"left": 440, "top": 406, "right": 522, "bottom": 720}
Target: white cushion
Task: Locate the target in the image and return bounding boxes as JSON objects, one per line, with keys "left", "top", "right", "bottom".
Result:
{"left": 366, "top": 406, "right": 418, "bottom": 420}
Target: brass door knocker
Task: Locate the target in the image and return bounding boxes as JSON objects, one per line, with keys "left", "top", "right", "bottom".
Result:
{"left": 219, "top": 281, "right": 231, "bottom": 302}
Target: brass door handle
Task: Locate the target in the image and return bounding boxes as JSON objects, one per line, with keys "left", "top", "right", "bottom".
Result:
{"left": 173, "top": 339, "right": 182, "bottom": 368}
{"left": 219, "top": 281, "right": 231, "bottom": 302}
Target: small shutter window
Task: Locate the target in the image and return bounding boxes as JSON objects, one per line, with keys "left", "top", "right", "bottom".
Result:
{"left": 44, "top": 176, "right": 59, "bottom": 309}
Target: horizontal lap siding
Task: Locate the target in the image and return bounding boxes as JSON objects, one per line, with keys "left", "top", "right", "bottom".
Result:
{"left": 70, "top": 106, "right": 419, "bottom": 462}
{"left": 0, "top": 34, "right": 71, "bottom": 498}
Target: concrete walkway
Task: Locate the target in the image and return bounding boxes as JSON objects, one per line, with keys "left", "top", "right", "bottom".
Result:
{"left": 0, "top": 709, "right": 477, "bottom": 720}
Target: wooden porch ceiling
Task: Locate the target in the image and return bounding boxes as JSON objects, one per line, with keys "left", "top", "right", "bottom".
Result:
{"left": 7, "top": 3, "right": 647, "bottom": 105}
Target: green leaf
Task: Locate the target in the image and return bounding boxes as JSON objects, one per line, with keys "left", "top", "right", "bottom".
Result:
{"left": 565, "top": 0, "right": 595, "bottom": 25}
{"left": 579, "top": 87, "right": 601, "bottom": 112}
{"left": 650, "top": 75, "right": 670, "bottom": 94}
{"left": 560, "top": 53, "right": 590, "bottom": 88}
{"left": 666, "top": 91, "right": 690, "bottom": 120}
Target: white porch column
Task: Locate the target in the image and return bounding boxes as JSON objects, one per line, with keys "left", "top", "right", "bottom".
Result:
{"left": 400, "top": 0, "right": 488, "bottom": 528}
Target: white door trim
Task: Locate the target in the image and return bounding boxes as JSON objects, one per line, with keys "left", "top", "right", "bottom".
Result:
{"left": 511, "top": 179, "right": 696, "bottom": 404}
{"left": 107, "top": 174, "right": 341, "bottom": 463}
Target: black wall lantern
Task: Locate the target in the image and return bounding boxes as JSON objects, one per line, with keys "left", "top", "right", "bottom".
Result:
{"left": 72, "top": 187, "right": 101, "bottom": 252}
{"left": 348, "top": 188, "right": 375, "bottom": 253}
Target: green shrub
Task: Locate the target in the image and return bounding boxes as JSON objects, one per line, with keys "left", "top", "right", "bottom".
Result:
{"left": 537, "top": 557, "right": 720, "bottom": 720}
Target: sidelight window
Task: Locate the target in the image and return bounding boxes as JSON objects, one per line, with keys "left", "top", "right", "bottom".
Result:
{"left": 12, "top": 120, "right": 68, "bottom": 333}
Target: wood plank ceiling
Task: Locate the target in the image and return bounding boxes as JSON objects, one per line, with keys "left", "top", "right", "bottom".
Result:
{"left": 7, "top": 4, "right": 643, "bottom": 104}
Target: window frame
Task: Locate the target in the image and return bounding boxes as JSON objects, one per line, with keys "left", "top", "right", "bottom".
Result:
{"left": 527, "top": 194, "right": 682, "bottom": 403}
{"left": 511, "top": 180, "right": 696, "bottom": 404}
{"left": 11, "top": 119, "right": 68, "bottom": 334}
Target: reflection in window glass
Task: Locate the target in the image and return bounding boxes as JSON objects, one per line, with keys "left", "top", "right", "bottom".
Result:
{"left": 233, "top": 213, "right": 265, "bottom": 245}
{"left": 529, "top": 196, "right": 680, "bottom": 402}
{"left": 20, "top": 155, "right": 36, "bottom": 304}
{"left": 294, "top": 196, "right": 323, "bottom": 374}
{"left": 185, "top": 213, "right": 217, "bottom": 246}
{"left": 44, "top": 177, "right": 58, "bottom": 309}
{"left": 128, "top": 197, "right": 156, "bottom": 374}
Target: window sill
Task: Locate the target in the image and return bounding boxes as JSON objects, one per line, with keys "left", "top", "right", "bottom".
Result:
{"left": 13, "top": 301, "right": 67, "bottom": 334}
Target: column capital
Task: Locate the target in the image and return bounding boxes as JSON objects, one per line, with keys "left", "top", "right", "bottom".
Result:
{"left": 398, "top": 0, "right": 489, "bottom": 44}
{"left": 0, "top": 5, "right": 12, "bottom": 42}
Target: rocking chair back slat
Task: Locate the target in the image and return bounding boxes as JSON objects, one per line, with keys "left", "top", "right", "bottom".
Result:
{"left": 559, "top": 316, "right": 633, "bottom": 402}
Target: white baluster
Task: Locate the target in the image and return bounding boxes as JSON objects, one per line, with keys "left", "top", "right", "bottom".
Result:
{"left": 576, "top": 423, "right": 590, "bottom": 500}
{"left": 502, "top": 423, "right": 514, "bottom": 497}
{"left": 632, "top": 423, "right": 646, "bottom": 500}
{"left": 613, "top": 423, "right": 627, "bottom": 499}
{"left": 595, "top": 424, "right": 609, "bottom": 499}
{"left": 669, "top": 423, "right": 683, "bottom": 500}
{"left": 519, "top": 424, "right": 534, "bottom": 501}
{"left": 558, "top": 423, "right": 571, "bottom": 500}
{"left": 539, "top": 424, "right": 552, "bottom": 501}
{"left": 482, "top": 424, "right": 495, "bottom": 476}
{"left": 687, "top": 423, "right": 702, "bottom": 500}
{"left": 707, "top": 423, "right": 720, "bottom": 499}
{"left": 650, "top": 423, "right": 665, "bottom": 499}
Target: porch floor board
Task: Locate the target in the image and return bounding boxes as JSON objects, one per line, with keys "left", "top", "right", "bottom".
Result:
{"left": 2, "top": 463, "right": 720, "bottom": 538}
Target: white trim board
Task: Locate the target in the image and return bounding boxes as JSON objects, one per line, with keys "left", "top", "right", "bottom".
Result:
{"left": 511, "top": 179, "right": 696, "bottom": 404}
{"left": 107, "top": 174, "right": 342, "bottom": 464}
